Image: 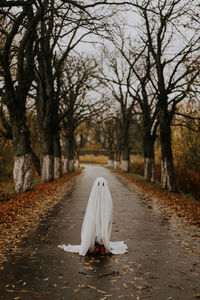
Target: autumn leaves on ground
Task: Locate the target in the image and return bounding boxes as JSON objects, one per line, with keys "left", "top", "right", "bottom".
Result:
{"left": 81, "top": 155, "right": 200, "bottom": 227}
{"left": 0, "top": 158, "right": 200, "bottom": 267}
{"left": 117, "top": 172, "right": 200, "bottom": 226}
{"left": 0, "top": 170, "right": 81, "bottom": 265}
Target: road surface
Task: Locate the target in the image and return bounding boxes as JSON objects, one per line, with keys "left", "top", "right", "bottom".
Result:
{"left": 0, "top": 165, "right": 199, "bottom": 299}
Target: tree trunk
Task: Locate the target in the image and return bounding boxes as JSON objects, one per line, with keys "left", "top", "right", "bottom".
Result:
{"left": 108, "top": 159, "right": 114, "bottom": 168}
{"left": 143, "top": 134, "right": 155, "bottom": 182}
{"left": 68, "top": 159, "right": 74, "bottom": 172}
{"left": 75, "top": 158, "right": 80, "bottom": 168}
{"left": 53, "top": 135, "right": 62, "bottom": 180}
{"left": 13, "top": 153, "right": 33, "bottom": 193}
{"left": 113, "top": 151, "right": 120, "bottom": 169}
{"left": 120, "top": 124, "right": 131, "bottom": 173}
{"left": 41, "top": 154, "right": 54, "bottom": 183}
{"left": 36, "top": 19, "right": 55, "bottom": 183}
{"left": 63, "top": 159, "right": 74, "bottom": 173}
{"left": 63, "top": 133, "right": 75, "bottom": 174}
{"left": 36, "top": 79, "right": 54, "bottom": 182}
{"left": 63, "top": 158, "right": 68, "bottom": 174}
{"left": 121, "top": 148, "right": 130, "bottom": 172}
{"left": 31, "top": 148, "right": 41, "bottom": 176}
{"left": 54, "top": 156, "right": 62, "bottom": 180}
{"left": 12, "top": 120, "right": 33, "bottom": 193}
{"left": 107, "top": 152, "right": 114, "bottom": 168}
{"left": 1, "top": 2, "right": 41, "bottom": 192}
{"left": 113, "top": 160, "right": 119, "bottom": 169}
{"left": 74, "top": 151, "right": 80, "bottom": 168}
{"left": 38, "top": 120, "right": 54, "bottom": 183}
{"left": 160, "top": 111, "right": 176, "bottom": 191}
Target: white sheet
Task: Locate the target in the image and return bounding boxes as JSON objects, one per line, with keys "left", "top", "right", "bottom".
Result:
{"left": 58, "top": 177, "right": 128, "bottom": 256}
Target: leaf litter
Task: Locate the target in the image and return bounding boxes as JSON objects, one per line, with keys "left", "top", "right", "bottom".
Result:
{"left": 0, "top": 171, "right": 81, "bottom": 265}
{"left": 116, "top": 171, "right": 200, "bottom": 227}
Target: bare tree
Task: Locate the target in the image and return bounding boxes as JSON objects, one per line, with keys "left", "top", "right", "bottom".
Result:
{"left": 99, "top": 49, "right": 137, "bottom": 172}
{"left": 110, "top": 28, "right": 159, "bottom": 182}
{"left": 34, "top": 0, "right": 118, "bottom": 182}
{"left": 133, "top": 0, "right": 200, "bottom": 191}
{"left": 0, "top": 1, "right": 46, "bottom": 192}
{"left": 96, "top": 116, "right": 122, "bottom": 169}
{"left": 59, "top": 55, "right": 104, "bottom": 173}
{"left": 102, "top": 118, "right": 116, "bottom": 168}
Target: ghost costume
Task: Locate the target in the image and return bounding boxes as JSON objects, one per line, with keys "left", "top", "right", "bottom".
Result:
{"left": 59, "top": 177, "right": 128, "bottom": 256}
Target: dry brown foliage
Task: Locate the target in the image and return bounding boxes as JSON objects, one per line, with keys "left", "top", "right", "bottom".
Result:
{"left": 80, "top": 155, "right": 108, "bottom": 164}
{"left": 130, "top": 161, "right": 200, "bottom": 201}
{"left": 0, "top": 170, "right": 81, "bottom": 265}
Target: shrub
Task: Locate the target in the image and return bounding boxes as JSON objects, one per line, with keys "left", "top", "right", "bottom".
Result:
{"left": 175, "top": 168, "right": 200, "bottom": 201}
{"left": 130, "top": 158, "right": 200, "bottom": 201}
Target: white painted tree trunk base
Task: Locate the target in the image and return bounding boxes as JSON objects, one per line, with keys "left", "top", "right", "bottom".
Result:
{"left": 75, "top": 159, "right": 80, "bottom": 168}
{"left": 161, "top": 159, "right": 175, "bottom": 192}
{"left": 63, "top": 158, "right": 74, "bottom": 174}
{"left": 121, "top": 160, "right": 129, "bottom": 172}
{"left": 63, "top": 158, "right": 68, "bottom": 174}
{"left": 13, "top": 153, "right": 33, "bottom": 193}
{"left": 41, "top": 155, "right": 54, "bottom": 183}
{"left": 54, "top": 157, "right": 62, "bottom": 180}
{"left": 69, "top": 159, "right": 74, "bottom": 173}
{"left": 114, "top": 160, "right": 119, "bottom": 169}
{"left": 144, "top": 158, "right": 155, "bottom": 182}
{"left": 108, "top": 160, "right": 114, "bottom": 168}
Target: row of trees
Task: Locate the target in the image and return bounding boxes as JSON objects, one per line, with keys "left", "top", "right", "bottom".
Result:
{"left": 0, "top": 0, "right": 114, "bottom": 192}
{"left": 0, "top": 0, "right": 199, "bottom": 194}
{"left": 94, "top": 0, "right": 200, "bottom": 192}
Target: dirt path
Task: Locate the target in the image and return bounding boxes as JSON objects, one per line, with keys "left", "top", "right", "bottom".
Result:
{"left": 0, "top": 165, "right": 199, "bottom": 300}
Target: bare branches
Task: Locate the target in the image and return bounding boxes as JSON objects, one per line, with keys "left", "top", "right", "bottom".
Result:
{"left": 62, "top": 0, "right": 139, "bottom": 10}
{"left": 0, "top": 1, "right": 28, "bottom": 7}
{"left": 59, "top": 55, "right": 102, "bottom": 128}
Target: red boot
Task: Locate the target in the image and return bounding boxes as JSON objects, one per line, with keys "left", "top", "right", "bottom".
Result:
{"left": 100, "top": 245, "right": 105, "bottom": 255}
{"left": 92, "top": 242, "right": 100, "bottom": 254}
{"left": 95, "top": 243, "right": 100, "bottom": 254}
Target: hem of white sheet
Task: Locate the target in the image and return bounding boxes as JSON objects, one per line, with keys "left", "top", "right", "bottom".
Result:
{"left": 58, "top": 241, "right": 128, "bottom": 256}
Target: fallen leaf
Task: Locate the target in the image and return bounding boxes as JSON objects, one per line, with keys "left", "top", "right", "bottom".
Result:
{"left": 97, "top": 289, "right": 107, "bottom": 294}
{"left": 83, "top": 266, "right": 93, "bottom": 270}
{"left": 88, "top": 285, "right": 96, "bottom": 290}
{"left": 87, "top": 285, "right": 106, "bottom": 294}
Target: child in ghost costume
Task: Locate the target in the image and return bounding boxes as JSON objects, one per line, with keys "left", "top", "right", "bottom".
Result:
{"left": 59, "top": 177, "right": 128, "bottom": 256}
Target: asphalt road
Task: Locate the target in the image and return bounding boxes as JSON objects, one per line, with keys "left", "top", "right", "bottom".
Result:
{"left": 0, "top": 165, "right": 199, "bottom": 300}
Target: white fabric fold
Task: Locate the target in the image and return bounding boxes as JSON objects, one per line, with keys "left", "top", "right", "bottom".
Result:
{"left": 58, "top": 241, "right": 128, "bottom": 255}
{"left": 58, "top": 177, "right": 128, "bottom": 256}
